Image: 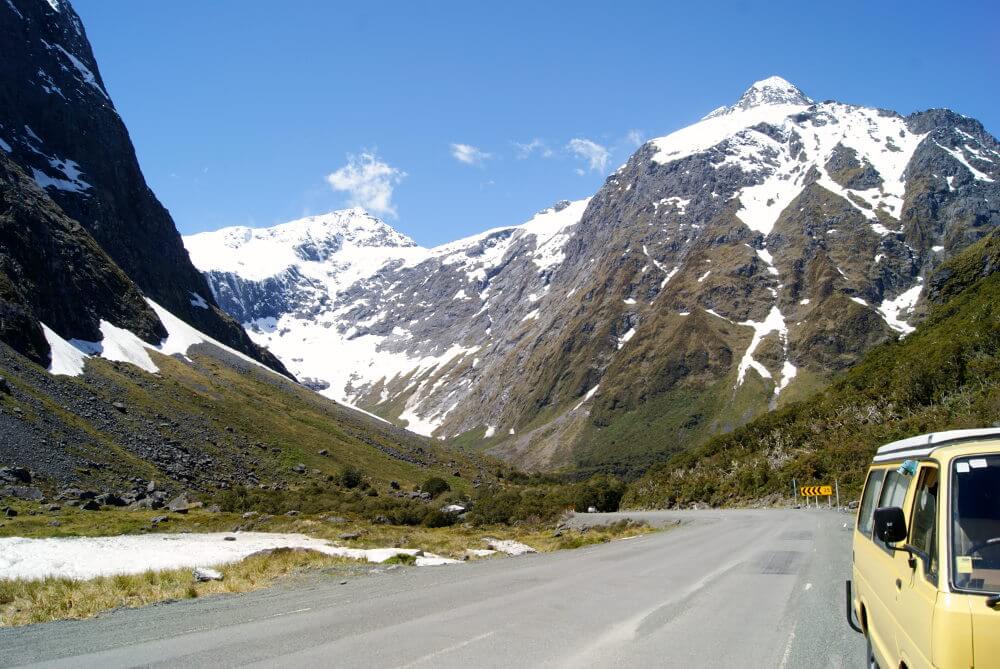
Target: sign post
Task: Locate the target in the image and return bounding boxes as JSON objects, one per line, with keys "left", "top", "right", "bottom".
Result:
{"left": 799, "top": 485, "right": 834, "bottom": 510}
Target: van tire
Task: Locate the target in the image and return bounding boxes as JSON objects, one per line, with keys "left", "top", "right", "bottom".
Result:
{"left": 866, "top": 635, "right": 879, "bottom": 669}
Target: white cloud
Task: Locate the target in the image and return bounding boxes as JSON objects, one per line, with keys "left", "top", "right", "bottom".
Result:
{"left": 625, "top": 129, "right": 644, "bottom": 147}
{"left": 450, "top": 143, "right": 491, "bottom": 166}
{"left": 567, "top": 138, "right": 610, "bottom": 173}
{"left": 326, "top": 151, "right": 406, "bottom": 218}
{"left": 513, "top": 138, "right": 553, "bottom": 159}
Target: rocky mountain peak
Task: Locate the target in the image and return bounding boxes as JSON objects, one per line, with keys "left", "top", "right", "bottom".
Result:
{"left": 705, "top": 76, "right": 812, "bottom": 119}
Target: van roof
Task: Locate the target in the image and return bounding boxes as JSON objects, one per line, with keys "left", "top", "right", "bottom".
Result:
{"left": 872, "top": 428, "right": 1000, "bottom": 463}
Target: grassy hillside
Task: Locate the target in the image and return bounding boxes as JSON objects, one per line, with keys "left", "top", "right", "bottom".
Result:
{"left": 0, "top": 338, "right": 490, "bottom": 502}
{"left": 625, "top": 233, "right": 1000, "bottom": 508}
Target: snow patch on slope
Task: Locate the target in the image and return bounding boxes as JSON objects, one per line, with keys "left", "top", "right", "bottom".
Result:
{"left": 878, "top": 281, "right": 922, "bottom": 335}
{"left": 43, "top": 299, "right": 274, "bottom": 378}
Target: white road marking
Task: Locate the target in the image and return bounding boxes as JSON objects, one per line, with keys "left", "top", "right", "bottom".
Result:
{"left": 266, "top": 607, "right": 312, "bottom": 619}
{"left": 396, "top": 631, "right": 496, "bottom": 668}
{"left": 778, "top": 622, "right": 798, "bottom": 669}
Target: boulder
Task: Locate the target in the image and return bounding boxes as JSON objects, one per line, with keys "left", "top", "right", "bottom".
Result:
{"left": 0, "top": 467, "right": 31, "bottom": 484}
{"left": 0, "top": 376, "right": 10, "bottom": 394}
{"left": 2, "top": 506, "right": 17, "bottom": 517}
{"left": 95, "top": 493, "right": 126, "bottom": 507}
{"left": 79, "top": 499, "right": 100, "bottom": 511}
{"left": 317, "top": 449, "right": 329, "bottom": 456}
{"left": 192, "top": 567, "right": 223, "bottom": 582}
{"left": 4, "top": 486, "right": 44, "bottom": 502}
{"left": 112, "top": 401, "right": 127, "bottom": 413}
{"left": 291, "top": 463, "right": 306, "bottom": 474}
{"left": 167, "top": 493, "right": 194, "bottom": 513}
{"left": 339, "top": 532, "right": 361, "bottom": 540}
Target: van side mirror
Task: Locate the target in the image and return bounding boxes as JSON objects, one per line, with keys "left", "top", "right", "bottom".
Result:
{"left": 873, "top": 506, "right": 907, "bottom": 543}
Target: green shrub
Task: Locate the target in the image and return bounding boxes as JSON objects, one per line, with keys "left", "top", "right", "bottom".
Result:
{"left": 383, "top": 553, "right": 417, "bottom": 565}
{"left": 421, "top": 509, "right": 456, "bottom": 528}
{"left": 573, "top": 475, "right": 625, "bottom": 512}
{"left": 421, "top": 477, "right": 450, "bottom": 498}
{"left": 339, "top": 466, "right": 365, "bottom": 489}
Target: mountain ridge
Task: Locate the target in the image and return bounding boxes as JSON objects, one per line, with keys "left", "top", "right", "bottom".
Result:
{"left": 189, "top": 76, "right": 1000, "bottom": 474}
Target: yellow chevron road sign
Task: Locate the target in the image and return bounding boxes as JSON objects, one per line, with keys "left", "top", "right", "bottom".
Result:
{"left": 799, "top": 485, "right": 833, "bottom": 497}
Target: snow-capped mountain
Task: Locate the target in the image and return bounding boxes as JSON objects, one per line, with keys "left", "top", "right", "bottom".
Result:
{"left": 185, "top": 200, "right": 590, "bottom": 424}
{"left": 190, "top": 76, "right": 1000, "bottom": 473}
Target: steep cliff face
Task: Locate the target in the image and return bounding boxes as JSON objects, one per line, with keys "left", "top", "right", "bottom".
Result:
{"left": 0, "top": 151, "right": 163, "bottom": 366}
{"left": 190, "top": 77, "right": 1000, "bottom": 474}
{"left": 0, "top": 0, "right": 288, "bottom": 374}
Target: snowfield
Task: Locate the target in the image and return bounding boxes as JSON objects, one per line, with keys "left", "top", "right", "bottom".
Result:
{"left": 0, "top": 532, "right": 462, "bottom": 581}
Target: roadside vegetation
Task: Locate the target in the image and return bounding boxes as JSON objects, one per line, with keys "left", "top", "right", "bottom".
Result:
{"left": 626, "top": 233, "right": 1000, "bottom": 508}
{"left": 0, "top": 469, "right": 648, "bottom": 627}
{"left": 0, "top": 548, "right": 361, "bottom": 627}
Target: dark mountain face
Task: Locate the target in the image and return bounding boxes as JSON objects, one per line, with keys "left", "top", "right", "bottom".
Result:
{"left": 0, "top": 151, "right": 164, "bottom": 367}
{"left": 0, "top": 0, "right": 288, "bottom": 375}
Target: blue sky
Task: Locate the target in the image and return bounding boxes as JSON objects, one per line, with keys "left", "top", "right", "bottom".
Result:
{"left": 74, "top": 0, "right": 999, "bottom": 247}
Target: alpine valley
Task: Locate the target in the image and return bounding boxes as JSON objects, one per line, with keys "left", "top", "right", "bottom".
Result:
{"left": 186, "top": 77, "right": 1000, "bottom": 476}
{"left": 0, "top": 0, "right": 485, "bottom": 499}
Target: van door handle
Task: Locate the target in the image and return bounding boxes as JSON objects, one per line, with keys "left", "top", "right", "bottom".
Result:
{"left": 895, "top": 578, "right": 902, "bottom": 590}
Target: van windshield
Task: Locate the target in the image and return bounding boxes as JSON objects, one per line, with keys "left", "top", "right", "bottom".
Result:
{"left": 951, "top": 454, "right": 1000, "bottom": 594}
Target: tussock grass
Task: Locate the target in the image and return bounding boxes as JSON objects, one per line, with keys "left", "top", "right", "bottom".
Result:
{"left": 0, "top": 548, "right": 356, "bottom": 627}
{"left": 0, "top": 508, "right": 657, "bottom": 627}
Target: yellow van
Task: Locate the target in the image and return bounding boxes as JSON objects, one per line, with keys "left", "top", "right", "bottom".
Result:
{"left": 848, "top": 429, "right": 1000, "bottom": 668}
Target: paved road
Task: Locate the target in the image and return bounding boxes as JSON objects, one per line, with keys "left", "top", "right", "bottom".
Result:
{"left": 0, "top": 509, "right": 863, "bottom": 668}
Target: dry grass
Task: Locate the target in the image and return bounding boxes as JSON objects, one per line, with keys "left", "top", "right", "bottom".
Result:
{"left": 0, "top": 548, "right": 357, "bottom": 627}
{"left": 0, "top": 506, "right": 656, "bottom": 558}
{"left": 0, "top": 507, "right": 658, "bottom": 627}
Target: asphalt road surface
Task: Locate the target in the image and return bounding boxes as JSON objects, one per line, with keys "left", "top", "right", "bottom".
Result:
{"left": 0, "top": 509, "right": 864, "bottom": 668}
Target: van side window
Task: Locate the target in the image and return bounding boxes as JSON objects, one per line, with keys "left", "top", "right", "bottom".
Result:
{"left": 877, "top": 471, "right": 911, "bottom": 554}
{"left": 857, "top": 468, "right": 886, "bottom": 538}
{"left": 908, "top": 466, "right": 939, "bottom": 584}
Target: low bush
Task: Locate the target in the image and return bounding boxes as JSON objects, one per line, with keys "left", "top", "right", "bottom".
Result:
{"left": 468, "top": 474, "right": 626, "bottom": 526}
{"left": 421, "top": 477, "right": 450, "bottom": 498}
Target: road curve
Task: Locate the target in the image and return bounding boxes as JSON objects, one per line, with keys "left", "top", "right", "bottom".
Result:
{"left": 0, "top": 509, "right": 863, "bottom": 668}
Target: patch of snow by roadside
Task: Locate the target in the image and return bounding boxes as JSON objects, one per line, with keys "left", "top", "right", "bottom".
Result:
{"left": 482, "top": 538, "right": 537, "bottom": 556}
{"left": 0, "top": 532, "right": 460, "bottom": 581}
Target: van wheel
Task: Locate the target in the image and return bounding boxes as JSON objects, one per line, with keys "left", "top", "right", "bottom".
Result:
{"left": 866, "top": 636, "right": 879, "bottom": 669}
